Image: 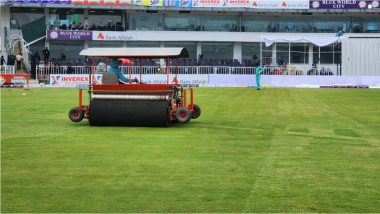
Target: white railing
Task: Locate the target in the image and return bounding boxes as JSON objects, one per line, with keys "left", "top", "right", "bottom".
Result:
{"left": 35, "top": 65, "right": 343, "bottom": 82}
{"left": 1, "top": 65, "right": 16, "bottom": 74}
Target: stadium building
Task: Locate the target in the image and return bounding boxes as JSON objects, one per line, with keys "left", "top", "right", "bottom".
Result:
{"left": 1, "top": 0, "right": 380, "bottom": 80}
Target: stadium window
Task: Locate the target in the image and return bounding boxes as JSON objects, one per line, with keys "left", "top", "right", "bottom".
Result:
{"left": 333, "top": 43, "right": 342, "bottom": 65}
{"left": 10, "top": 7, "right": 44, "bottom": 29}
{"left": 242, "top": 16, "right": 274, "bottom": 32}
{"left": 261, "top": 43, "right": 272, "bottom": 65}
{"left": 352, "top": 16, "right": 380, "bottom": 33}
{"left": 313, "top": 45, "right": 334, "bottom": 64}
{"left": 49, "top": 9, "right": 85, "bottom": 29}
{"left": 50, "top": 41, "right": 84, "bottom": 59}
{"left": 199, "top": 15, "right": 239, "bottom": 32}
{"left": 88, "top": 41, "right": 123, "bottom": 48}
{"left": 276, "top": 43, "right": 289, "bottom": 65}
{"left": 127, "top": 13, "right": 164, "bottom": 31}
{"left": 165, "top": 14, "right": 198, "bottom": 31}
{"left": 88, "top": 10, "right": 121, "bottom": 30}
{"left": 126, "top": 41, "right": 161, "bottom": 47}
{"left": 201, "top": 42, "right": 233, "bottom": 59}
{"left": 164, "top": 42, "right": 197, "bottom": 59}
{"left": 242, "top": 43, "right": 260, "bottom": 60}
{"left": 277, "top": 17, "right": 312, "bottom": 33}
{"left": 290, "top": 43, "right": 308, "bottom": 64}
{"left": 313, "top": 16, "right": 348, "bottom": 33}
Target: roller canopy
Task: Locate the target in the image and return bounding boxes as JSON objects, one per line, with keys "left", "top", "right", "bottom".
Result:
{"left": 79, "top": 47, "right": 189, "bottom": 58}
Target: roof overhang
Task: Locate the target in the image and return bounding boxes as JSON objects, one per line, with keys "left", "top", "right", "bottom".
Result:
{"left": 79, "top": 47, "right": 189, "bottom": 58}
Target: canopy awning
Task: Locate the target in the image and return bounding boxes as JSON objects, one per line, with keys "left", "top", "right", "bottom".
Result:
{"left": 262, "top": 36, "right": 348, "bottom": 47}
{"left": 79, "top": 47, "right": 189, "bottom": 58}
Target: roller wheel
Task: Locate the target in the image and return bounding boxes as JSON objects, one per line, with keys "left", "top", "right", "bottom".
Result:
{"left": 69, "top": 107, "right": 84, "bottom": 122}
{"left": 191, "top": 104, "right": 201, "bottom": 119}
{"left": 176, "top": 107, "right": 191, "bottom": 123}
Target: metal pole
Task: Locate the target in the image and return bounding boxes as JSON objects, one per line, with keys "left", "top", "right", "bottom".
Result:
{"left": 260, "top": 42, "right": 262, "bottom": 66}
{"left": 288, "top": 42, "right": 291, "bottom": 65}
{"left": 318, "top": 46, "right": 321, "bottom": 75}
{"left": 139, "top": 58, "right": 142, "bottom": 83}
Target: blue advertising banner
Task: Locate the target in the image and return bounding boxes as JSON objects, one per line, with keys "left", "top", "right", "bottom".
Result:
{"left": 310, "top": 0, "right": 379, "bottom": 9}
{"left": 47, "top": 30, "right": 92, "bottom": 40}
{"left": 163, "top": 0, "right": 192, "bottom": 7}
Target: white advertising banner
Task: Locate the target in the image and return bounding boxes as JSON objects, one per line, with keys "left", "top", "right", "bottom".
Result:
{"left": 192, "top": 0, "right": 224, "bottom": 7}
{"left": 49, "top": 74, "right": 208, "bottom": 87}
{"left": 138, "top": 74, "right": 209, "bottom": 85}
{"left": 223, "top": 0, "right": 250, "bottom": 7}
{"left": 92, "top": 31, "right": 337, "bottom": 42}
{"left": 93, "top": 31, "right": 134, "bottom": 41}
{"left": 50, "top": 74, "right": 102, "bottom": 87}
{"left": 250, "top": 0, "right": 309, "bottom": 9}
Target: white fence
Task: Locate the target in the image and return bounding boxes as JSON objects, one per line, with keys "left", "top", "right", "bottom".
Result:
{"left": 35, "top": 65, "right": 342, "bottom": 82}
{"left": 0, "top": 65, "right": 16, "bottom": 74}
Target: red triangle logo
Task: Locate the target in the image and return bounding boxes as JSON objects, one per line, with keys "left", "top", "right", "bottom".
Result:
{"left": 252, "top": 1, "right": 257, "bottom": 7}
{"left": 97, "top": 33, "right": 104, "bottom": 40}
{"left": 172, "top": 76, "right": 179, "bottom": 84}
{"left": 282, "top": 1, "right": 287, "bottom": 7}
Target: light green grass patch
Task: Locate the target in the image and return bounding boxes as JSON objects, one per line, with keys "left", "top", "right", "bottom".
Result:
{"left": 1, "top": 88, "right": 380, "bottom": 212}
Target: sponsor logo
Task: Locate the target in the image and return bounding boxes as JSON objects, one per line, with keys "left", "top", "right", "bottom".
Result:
{"left": 180, "top": 0, "right": 189, "bottom": 6}
{"left": 97, "top": 33, "right": 105, "bottom": 40}
{"left": 372, "top": 0, "right": 379, "bottom": 7}
{"left": 150, "top": 0, "right": 159, "bottom": 5}
{"left": 311, "top": 0, "right": 320, "bottom": 8}
{"left": 51, "top": 75, "right": 60, "bottom": 85}
{"left": 359, "top": 0, "right": 366, "bottom": 7}
{"left": 50, "top": 31, "right": 58, "bottom": 39}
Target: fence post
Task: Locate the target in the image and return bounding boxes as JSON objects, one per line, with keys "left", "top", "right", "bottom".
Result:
{"left": 35, "top": 66, "right": 38, "bottom": 81}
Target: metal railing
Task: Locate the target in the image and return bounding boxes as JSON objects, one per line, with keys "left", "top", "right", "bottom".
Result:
{"left": 35, "top": 65, "right": 343, "bottom": 82}
{"left": 0, "top": 65, "right": 16, "bottom": 74}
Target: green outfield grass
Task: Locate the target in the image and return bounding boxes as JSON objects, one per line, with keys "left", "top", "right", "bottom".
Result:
{"left": 1, "top": 87, "right": 380, "bottom": 212}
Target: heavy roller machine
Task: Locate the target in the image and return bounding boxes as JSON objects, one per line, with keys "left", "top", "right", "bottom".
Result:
{"left": 68, "top": 47, "right": 201, "bottom": 127}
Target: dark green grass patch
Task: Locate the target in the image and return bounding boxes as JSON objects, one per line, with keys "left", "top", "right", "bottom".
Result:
{"left": 1, "top": 88, "right": 380, "bottom": 212}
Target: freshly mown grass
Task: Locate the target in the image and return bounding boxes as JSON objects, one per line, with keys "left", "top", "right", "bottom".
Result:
{"left": 1, "top": 87, "right": 380, "bottom": 213}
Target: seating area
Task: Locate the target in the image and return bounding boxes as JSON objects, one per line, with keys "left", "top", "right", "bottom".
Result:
{"left": 46, "top": 57, "right": 254, "bottom": 67}
{"left": 47, "top": 23, "right": 124, "bottom": 31}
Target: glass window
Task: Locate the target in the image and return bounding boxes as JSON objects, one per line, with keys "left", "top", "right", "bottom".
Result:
{"left": 353, "top": 16, "right": 380, "bottom": 33}
{"left": 165, "top": 14, "right": 198, "bottom": 31}
{"left": 200, "top": 15, "right": 239, "bottom": 32}
{"left": 10, "top": 8, "right": 44, "bottom": 29}
{"left": 50, "top": 41, "right": 84, "bottom": 59}
{"left": 242, "top": 16, "right": 275, "bottom": 32}
{"left": 261, "top": 43, "right": 272, "bottom": 65}
{"left": 88, "top": 10, "right": 122, "bottom": 30}
{"left": 313, "top": 16, "right": 347, "bottom": 33}
{"left": 242, "top": 43, "right": 260, "bottom": 60}
{"left": 126, "top": 41, "right": 161, "bottom": 47}
{"left": 313, "top": 44, "right": 334, "bottom": 64}
{"left": 290, "top": 43, "right": 308, "bottom": 64}
{"left": 164, "top": 42, "right": 197, "bottom": 59}
{"left": 276, "top": 43, "right": 289, "bottom": 65}
{"left": 333, "top": 43, "right": 342, "bottom": 65}
{"left": 277, "top": 17, "right": 313, "bottom": 33}
{"left": 201, "top": 42, "right": 233, "bottom": 59}
{"left": 49, "top": 9, "right": 85, "bottom": 26}
{"left": 88, "top": 41, "right": 123, "bottom": 47}
{"left": 128, "top": 13, "right": 164, "bottom": 31}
